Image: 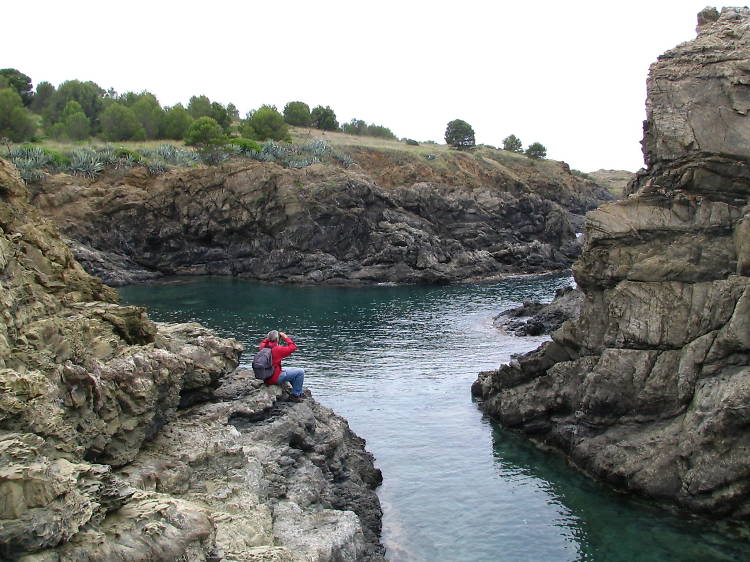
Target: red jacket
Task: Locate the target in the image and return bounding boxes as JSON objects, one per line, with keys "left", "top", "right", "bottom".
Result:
{"left": 259, "top": 337, "right": 297, "bottom": 385}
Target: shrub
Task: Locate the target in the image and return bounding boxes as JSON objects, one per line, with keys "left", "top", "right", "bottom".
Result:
{"left": 229, "top": 138, "right": 262, "bottom": 153}
{"left": 184, "top": 116, "right": 225, "bottom": 146}
{"left": 114, "top": 147, "right": 143, "bottom": 161}
{"left": 404, "top": 138, "right": 419, "bottom": 146}
{"left": 525, "top": 142, "right": 547, "bottom": 159}
{"left": 445, "top": 119, "right": 475, "bottom": 149}
{"left": 241, "top": 105, "right": 290, "bottom": 142}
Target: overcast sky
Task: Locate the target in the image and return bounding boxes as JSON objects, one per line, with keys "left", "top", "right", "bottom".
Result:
{"left": 4, "top": 0, "right": 720, "bottom": 171}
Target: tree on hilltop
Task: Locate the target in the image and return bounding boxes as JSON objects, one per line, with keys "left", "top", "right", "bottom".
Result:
{"left": 311, "top": 105, "right": 339, "bottom": 131}
{"left": 525, "top": 142, "right": 547, "bottom": 159}
{"left": 502, "top": 134, "right": 523, "bottom": 153}
{"left": 445, "top": 119, "right": 475, "bottom": 149}
{"left": 283, "top": 101, "right": 311, "bottom": 127}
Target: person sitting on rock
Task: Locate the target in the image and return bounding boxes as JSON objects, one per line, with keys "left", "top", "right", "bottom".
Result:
{"left": 259, "top": 330, "right": 306, "bottom": 402}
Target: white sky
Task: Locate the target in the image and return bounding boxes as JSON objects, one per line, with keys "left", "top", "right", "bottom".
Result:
{"left": 3, "top": 0, "right": 720, "bottom": 171}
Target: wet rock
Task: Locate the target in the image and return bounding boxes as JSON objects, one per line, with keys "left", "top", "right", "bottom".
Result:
{"left": 494, "top": 286, "right": 583, "bottom": 336}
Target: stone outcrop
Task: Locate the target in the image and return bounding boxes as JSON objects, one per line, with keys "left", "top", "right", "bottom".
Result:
{"left": 473, "top": 7, "right": 750, "bottom": 518}
{"left": 28, "top": 148, "right": 609, "bottom": 286}
{"left": 0, "top": 158, "right": 384, "bottom": 560}
{"left": 494, "top": 286, "right": 583, "bottom": 336}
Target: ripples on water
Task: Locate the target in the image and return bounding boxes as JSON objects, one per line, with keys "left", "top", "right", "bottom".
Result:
{"left": 120, "top": 275, "right": 749, "bottom": 562}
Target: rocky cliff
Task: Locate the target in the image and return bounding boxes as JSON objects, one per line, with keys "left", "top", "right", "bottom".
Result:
{"left": 473, "top": 7, "right": 750, "bottom": 518}
{"left": 28, "top": 146, "right": 609, "bottom": 286}
{"left": 0, "top": 158, "right": 384, "bottom": 560}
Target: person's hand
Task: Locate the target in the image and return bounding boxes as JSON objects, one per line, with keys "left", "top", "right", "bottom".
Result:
{"left": 279, "top": 331, "right": 288, "bottom": 340}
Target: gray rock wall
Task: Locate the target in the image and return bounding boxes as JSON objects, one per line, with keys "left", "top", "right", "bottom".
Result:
{"left": 473, "top": 7, "right": 750, "bottom": 518}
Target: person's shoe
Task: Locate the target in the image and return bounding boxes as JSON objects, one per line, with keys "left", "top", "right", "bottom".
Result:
{"left": 289, "top": 394, "right": 304, "bottom": 403}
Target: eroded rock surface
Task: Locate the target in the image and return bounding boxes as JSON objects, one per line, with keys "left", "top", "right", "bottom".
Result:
{"left": 0, "top": 158, "right": 384, "bottom": 560}
{"left": 28, "top": 148, "right": 609, "bottom": 286}
{"left": 473, "top": 8, "right": 750, "bottom": 518}
{"left": 494, "top": 286, "right": 583, "bottom": 336}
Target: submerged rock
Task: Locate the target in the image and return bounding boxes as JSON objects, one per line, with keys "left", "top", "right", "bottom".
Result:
{"left": 0, "top": 158, "right": 384, "bottom": 560}
{"left": 473, "top": 7, "right": 750, "bottom": 518}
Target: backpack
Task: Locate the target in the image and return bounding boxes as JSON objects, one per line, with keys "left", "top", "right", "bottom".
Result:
{"left": 252, "top": 347, "right": 275, "bottom": 380}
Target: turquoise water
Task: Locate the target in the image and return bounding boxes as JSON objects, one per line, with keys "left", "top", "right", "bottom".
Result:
{"left": 120, "top": 275, "right": 749, "bottom": 561}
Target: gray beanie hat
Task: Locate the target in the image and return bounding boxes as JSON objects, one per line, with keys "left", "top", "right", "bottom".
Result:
{"left": 267, "top": 330, "right": 279, "bottom": 342}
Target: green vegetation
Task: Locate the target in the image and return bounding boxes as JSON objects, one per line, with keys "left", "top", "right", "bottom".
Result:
{"left": 502, "top": 134, "right": 523, "bottom": 153}
{"left": 310, "top": 105, "right": 338, "bottom": 131}
{"left": 525, "top": 142, "right": 547, "bottom": 159}
{"left": 0, "top": 69, "right": 33, "bottom": 106}
{"left": 241, "top": 105, "right": 290, "bottom": 142}
{"left": 5, "top": 138, "right": 355, "bottom": 183}
{"left": 0, "top": 88, "right": 35, "bottom": 141}
{"left": 283, "top": 101, "right": 311, "bottom": 127}
{"left": 341, "top": 118, "right": 396, "bottom": 140}
{"left": 99, "top": 103, "right": 145, "bottom": 141}
{"left": 184, "top": 116, "right": 225, "bottom": 146}
{"left": 445, "top": 119, "right": 475, "bottom": 149}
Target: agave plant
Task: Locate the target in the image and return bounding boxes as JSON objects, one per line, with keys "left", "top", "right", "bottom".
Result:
{"left": 13, "top": 157, "right": 47, "bottom": 183}
{"left": 68, "top": 148, "right": 105, "bottom": 178}
{"left": 146, "top": 160, "right": 171, "bottom": 176}
{"left": 331, "top": 151, "right": 354, "bottom": 166}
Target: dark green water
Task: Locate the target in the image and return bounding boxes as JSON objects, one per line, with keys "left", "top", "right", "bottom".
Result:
{"left": 120, "top": 275, "right": 749, "bottom": 561}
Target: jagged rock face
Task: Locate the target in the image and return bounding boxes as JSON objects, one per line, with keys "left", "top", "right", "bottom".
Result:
{"left": 28, "top": 150, "right": 606, "bottom": 286}
{"left": 0, "top": 160, "right": 384, "bottom": 560}
{"left": 473, "top": 8, "right": 750, "bottom": 518}
{"left": 642, "top": 7, "right": 750, "bottom": 167}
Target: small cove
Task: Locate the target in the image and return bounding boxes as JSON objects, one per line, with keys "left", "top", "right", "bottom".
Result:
{"left": 120, "top": 275, "right": 750, "bottom": 561}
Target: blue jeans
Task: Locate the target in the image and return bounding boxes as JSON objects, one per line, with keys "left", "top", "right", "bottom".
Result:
{"left": 278, "top": 368, "right": 305, "bottom": 396}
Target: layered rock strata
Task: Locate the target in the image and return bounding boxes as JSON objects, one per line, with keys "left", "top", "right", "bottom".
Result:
{"left": 473, "top": 7, "right": 750, "bottom": 518}
{"left": 0, "top": 158, "right": 384, "bottom": 560}
{"left": 28, "top": 148, "right": 608, "bottom": 286}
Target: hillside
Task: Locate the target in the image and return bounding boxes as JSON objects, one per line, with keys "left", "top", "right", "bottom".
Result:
{"left": 24, "top": 135, "right": 612, "bottom": 286}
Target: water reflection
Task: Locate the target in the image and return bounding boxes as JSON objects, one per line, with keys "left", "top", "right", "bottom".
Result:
{"left": 119, "top": 275, "right": 750, "bottom": 562}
